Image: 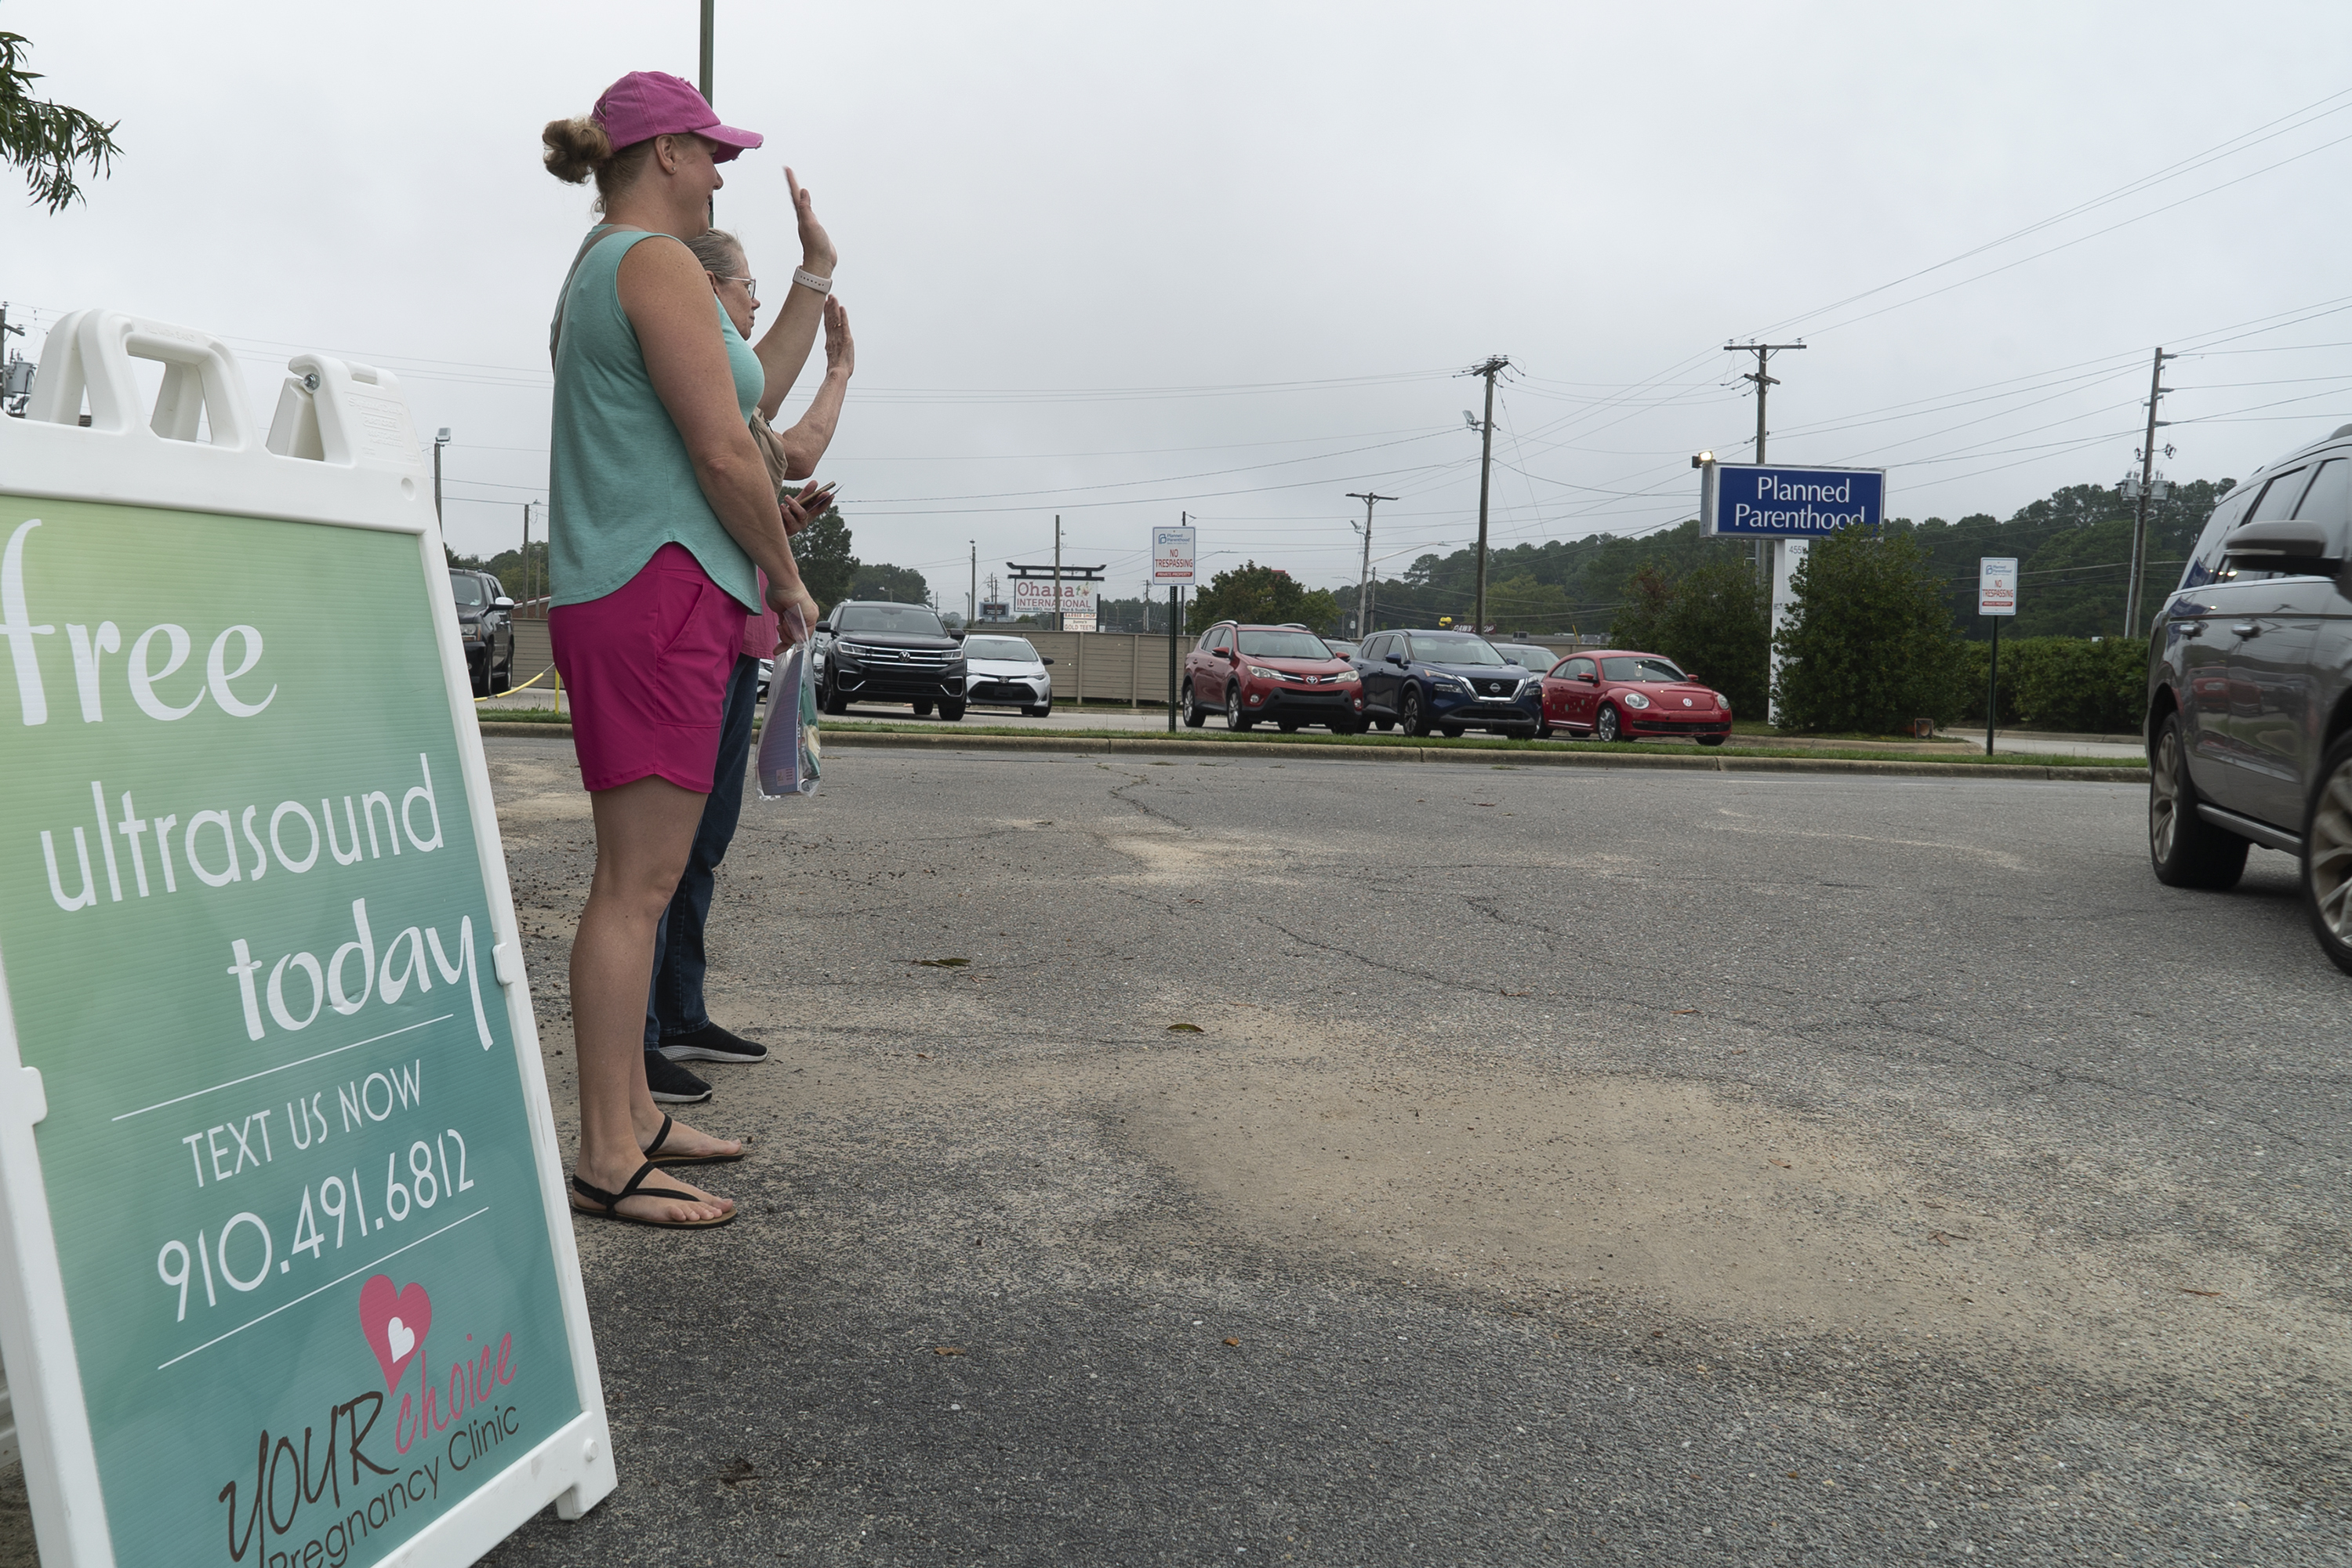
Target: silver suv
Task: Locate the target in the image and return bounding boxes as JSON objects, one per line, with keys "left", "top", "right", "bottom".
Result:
{"left": 2146, "top": 421, "right": 2352, "bottom": 968}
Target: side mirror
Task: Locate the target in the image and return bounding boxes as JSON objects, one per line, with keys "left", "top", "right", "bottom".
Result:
{"left": 1386, "top": 652, "right": 1406, "bottom": 666}
{"left": 2226, "top": 518, "right": 2339, "bottom": 567}
{"left": 949, "top": 630, "right": 967, "bottom": 641}
{"left": 1042, "top": 656, "right": 1057, "bottom": 666}
{"left": 1221, "top": 647, "right": 1237, "bottom": 661}
{"left": 492, "top": 596, "right": 514, "bottom": 611}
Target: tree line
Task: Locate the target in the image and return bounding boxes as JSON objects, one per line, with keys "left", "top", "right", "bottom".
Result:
{"left": 446, "top": 508, "right": 938, "bottom": 614}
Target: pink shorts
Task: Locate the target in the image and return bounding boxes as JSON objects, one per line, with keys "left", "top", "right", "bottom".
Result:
{"left": 551, "top": 543, "right": 744, "bottom": 793}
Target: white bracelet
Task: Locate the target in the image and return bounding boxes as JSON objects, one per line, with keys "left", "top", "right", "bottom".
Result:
{"left": 793, "top": 267, "right": 833, "bottom": 296}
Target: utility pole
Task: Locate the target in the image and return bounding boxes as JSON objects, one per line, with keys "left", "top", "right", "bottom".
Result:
{"left": 1051, "top": 515, "right": 1062, "bottom": 632}
{"left": 1466, "top": 356, "right": 1509, "bottom": 634}
{"left": 2123, "top": 347, "right": 2176, "bottom": 639}
{"left": 1347, "top": 490, "right": 1394, "bottom": 639}
{"left": 969, "top": 540, "right": 977, "bottom": 626}
{"left": 1726, "top": 343, "right": 1806, "bottom": 725}
{"left": 432, "top": 427, "right": 451, "bottom": 525}
{"left": 699, "top": 1, "right": 717, "bottom": 224}
{"left": 1726, "top": 341, "right": 1806, "bottom": 583}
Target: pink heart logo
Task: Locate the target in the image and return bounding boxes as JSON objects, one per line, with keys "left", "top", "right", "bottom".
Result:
{"left": 358, "top": 1275, "right": 432, "bottom": 1394}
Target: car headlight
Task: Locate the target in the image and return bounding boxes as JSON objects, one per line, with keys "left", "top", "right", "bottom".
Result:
{"left": 1430, "top": 677, "right": 1465, "bottom": 693}
{"left": 1331, "top": 670, "right": 1360, "bottom": 684}
{"left": 1246, "top": 664, "right": 1282, "bottom": 681}
{"left": 1622, "top": 691, "right": 1651, "bottom": 710}
{"left": 1715, "top": 691, "right": 1731, "bottom": 715}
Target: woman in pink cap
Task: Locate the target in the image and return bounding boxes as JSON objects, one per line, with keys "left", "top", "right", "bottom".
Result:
{"left": 539, "top": 71, "right": 821, "bottom": 1229}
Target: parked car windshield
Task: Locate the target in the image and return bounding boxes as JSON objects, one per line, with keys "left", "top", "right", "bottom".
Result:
{"left": 1236, "top": 630, "right": 1331, "bottom": 659}
{"left": 837, "top": 604, "right": 946, "bottom": 636}
{"left": 1409, "top": 634, "right": 1508, "bottom": 666}
{"left": 1602, "top": 655, "right": 1687, "bottom": 683}
{"left": 1497, "top": 645, "right": 1548, "bottom": 667}
{"left": 963, "top": 635, "right": 1040, "bottom": 662}
{"left": 448, "top": 572, "right": 485, "bottom": 606}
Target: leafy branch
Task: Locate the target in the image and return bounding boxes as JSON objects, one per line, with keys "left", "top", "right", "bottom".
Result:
{"left": 0, "top": 30, "right": 119, "bottom": 212}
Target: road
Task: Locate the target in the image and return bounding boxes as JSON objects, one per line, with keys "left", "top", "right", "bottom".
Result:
{"left": 9, "top": 742, "right": 2318, "bottom": 1565}
{"left": 459, "top": 739, "right": 2343, "bottom": 1566}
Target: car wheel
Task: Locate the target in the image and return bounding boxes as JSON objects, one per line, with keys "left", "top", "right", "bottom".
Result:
{"left": 1440, "top": 724, "right": 1465, "bottom": 739}
{"left": 470, "top": 660, "right": 489, "bottom": 699}
{"left": 1277, "top": 718, "right": 1300, "bottom": 732}
{"left": 1697, "top": 735, "right": 1726, "bottom": 747}
{"left": 912, "top": 699, "right": 935, "bottom": 716}
{"left": 2148, "top": 711, "right": 2248, "bottom": 890}
{"left": 822, "top": 680, "right": 848, "bottom": 717}
{"left": 2304, "top": 731, "right": 2352, "bottom": 972}
{"left": 939, "top": 700, "right": 966, "bottom": 722}
{"left": 1181, "top": 682, "right": 1207, "bottom": 728}
{"left": 1534, "top": 718, "right": 1554, "bottom": 739}
{"left": 1226, "top": 684, "right": 1255, "bottom": 731}
{"left": 1024, "top": 701, "right": 1052, "bottom": 718}
{"left": 1373, "top": 718, "right": 1394, "bottom": 732}
{"left": 1399, "top": 688, "right": 1427, "bottom": 738}
{"left": 1596, "top": 706, "right": 1621, "bottom": 742}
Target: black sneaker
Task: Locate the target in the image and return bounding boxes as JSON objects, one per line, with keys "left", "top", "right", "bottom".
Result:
{"left": 658, "top": 1022, "right": 769, "bottom": 1065}
{"left": 644, "top": 1049, "right": 713, "bottom": 1104}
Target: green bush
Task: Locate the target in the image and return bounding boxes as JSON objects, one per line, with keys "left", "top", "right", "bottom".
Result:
{"left": 1951, "top": 635, "right": 2148, "bottom": 733}
{"left": 1773, "top": 528, "right": 1963, "bottom": 733}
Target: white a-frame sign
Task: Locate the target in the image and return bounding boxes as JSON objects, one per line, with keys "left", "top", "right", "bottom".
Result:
{"left": 0, "top": 310, "right": 613, "bottom": 1565}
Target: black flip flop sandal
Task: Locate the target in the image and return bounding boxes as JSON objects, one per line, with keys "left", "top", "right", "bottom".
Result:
{"left": 641, "top": 1112, "right": 747, "bottom": 1167}
{"left": 570, "top": 1160, "right": 736, "bottom": 1229}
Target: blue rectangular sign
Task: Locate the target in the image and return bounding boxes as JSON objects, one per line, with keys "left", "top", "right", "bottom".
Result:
{"left": 1702, "top": 463, "right": 1886, "bottom": 538}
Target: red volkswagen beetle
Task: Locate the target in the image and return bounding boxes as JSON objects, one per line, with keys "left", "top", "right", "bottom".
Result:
{"left": 1537, "top": 649, "right": 1732, "bottom": 745}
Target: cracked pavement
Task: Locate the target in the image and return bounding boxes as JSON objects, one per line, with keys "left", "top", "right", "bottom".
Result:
{"left": 462, "top": 739, "right": 2344, "bottom": 1566}
{"left": 18, "top": 739, "right": 2325, "bottom": 1566}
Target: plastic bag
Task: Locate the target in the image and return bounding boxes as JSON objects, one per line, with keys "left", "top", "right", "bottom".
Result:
{"left": 755, "top": 639, "right": 821, "bottom": 799}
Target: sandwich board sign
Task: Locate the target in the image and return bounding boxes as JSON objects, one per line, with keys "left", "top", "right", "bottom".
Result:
{"left": 0, "top": 310, "right": 613, "bottom": 1566}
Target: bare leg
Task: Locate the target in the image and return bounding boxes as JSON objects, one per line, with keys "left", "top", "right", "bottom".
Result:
{"left": 572, "top": 774, "right": 742, "bottom": 1223}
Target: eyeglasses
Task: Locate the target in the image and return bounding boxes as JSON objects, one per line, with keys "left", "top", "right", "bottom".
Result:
{"left": 712, "top": 274, "right": 757, "bottom": 296}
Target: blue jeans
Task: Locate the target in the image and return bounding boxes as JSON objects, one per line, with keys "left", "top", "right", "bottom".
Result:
{"left": 646, "top": 652, "right": 760, "bottom": 1047}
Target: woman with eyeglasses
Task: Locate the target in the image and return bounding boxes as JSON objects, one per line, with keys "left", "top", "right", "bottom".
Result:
{"left": 539, "top": 71, "right": 822, "bottom": 1229}
{"left": 630, "top": 227, "right": 853, "bottom": 1102}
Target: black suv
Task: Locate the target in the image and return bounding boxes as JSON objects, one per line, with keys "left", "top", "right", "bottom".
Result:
{"left": 449, "top": 568, "right": 514, "bottom": 695}
{"left": 2146, "top": 420, "right": 2352, "bottom": 968}
{"left": 815, "top": 601, "right": 968, "bottom": 720}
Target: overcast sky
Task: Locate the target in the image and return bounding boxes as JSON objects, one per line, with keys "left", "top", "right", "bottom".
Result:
{"left": 7, "top": 2, "right": 2351, "bottom": 612}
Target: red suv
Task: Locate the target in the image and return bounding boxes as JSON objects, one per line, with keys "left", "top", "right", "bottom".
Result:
{"left": 1181, "top": 622, "right": 1363, "bottom": 732}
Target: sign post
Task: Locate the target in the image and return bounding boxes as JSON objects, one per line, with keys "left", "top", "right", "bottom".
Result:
{"left": 1979, "top": 556, "right": 2018, "bottom": 756}
{"left": 1154, "top": 524, "right": 1196, "bottom": 733}
{"left": 1700, "top": 461, "right": 1887, "bottom": 725}
{"left": 0, "top": 311, "right": 613, "bottom": 1566}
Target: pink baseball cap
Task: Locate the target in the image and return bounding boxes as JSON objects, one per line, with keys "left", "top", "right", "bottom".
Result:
{"left": 593, "top": 71, "right": 762, "bottom": 161}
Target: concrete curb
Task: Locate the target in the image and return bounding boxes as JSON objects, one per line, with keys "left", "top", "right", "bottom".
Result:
{"left": 818, "top": 728, "right": 2151, "bottom": 782}
{"left": 475, "top": 720, "right": 2147, "bottom": 782}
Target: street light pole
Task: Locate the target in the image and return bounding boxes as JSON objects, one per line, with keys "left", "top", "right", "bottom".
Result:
{"left": 432, "top": 427, "right": 450, "bottom": 527}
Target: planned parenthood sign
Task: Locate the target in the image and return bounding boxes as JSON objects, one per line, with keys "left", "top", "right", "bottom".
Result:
{"left": 1701, "top": 463, "right": 1886, "bottom": 539}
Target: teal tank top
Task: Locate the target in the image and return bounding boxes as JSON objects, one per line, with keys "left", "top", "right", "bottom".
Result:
{"left": 547, "top": 227, "right": 765, "bottom": 612}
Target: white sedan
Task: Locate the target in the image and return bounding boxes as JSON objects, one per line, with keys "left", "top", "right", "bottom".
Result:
{"left": 960, "top": 633, "right": 1055, "bottom": 717}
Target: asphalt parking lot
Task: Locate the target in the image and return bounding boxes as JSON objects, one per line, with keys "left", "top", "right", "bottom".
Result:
{"left": 11, "top": 741, "right": 2332, "bottom": 1565}
{"left": 456, "top": 739, "right": 2348, "bottom": 1566}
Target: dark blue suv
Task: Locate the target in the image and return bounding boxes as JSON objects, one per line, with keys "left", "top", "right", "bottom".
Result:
{"left": 1351, "top": 629, "right": 1543, "bottom": 738}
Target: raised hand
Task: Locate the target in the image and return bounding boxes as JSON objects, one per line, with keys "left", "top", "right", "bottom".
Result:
{"left": 822, "top": 297, "right": 855, "bottom": 379}
{"left": 784, "top": 165, "right": 837, "bottom": 277}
